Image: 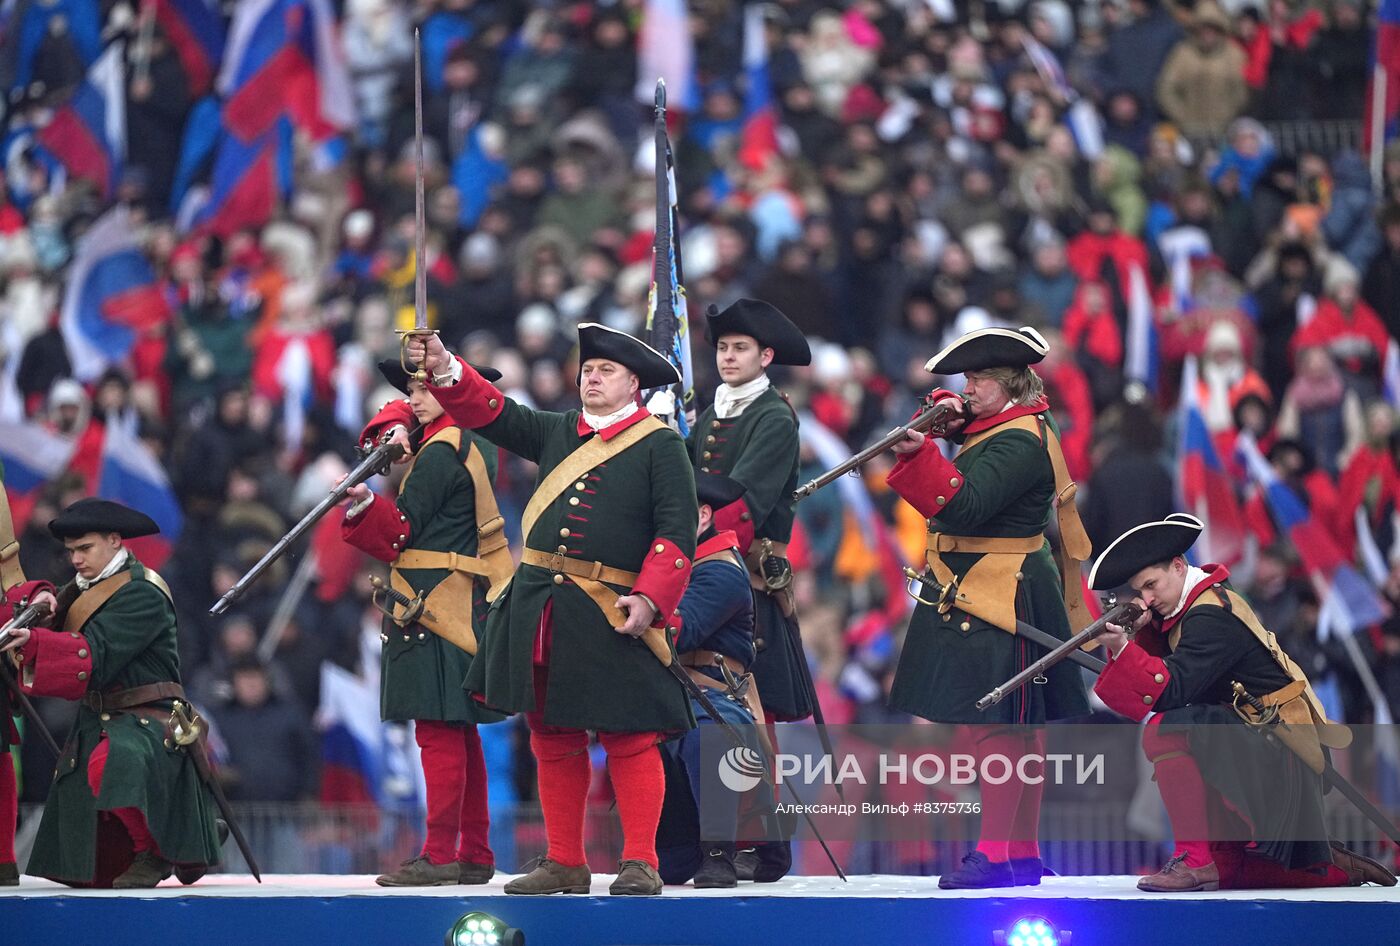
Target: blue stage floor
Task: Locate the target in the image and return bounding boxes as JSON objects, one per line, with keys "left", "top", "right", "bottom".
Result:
{"left": 2, "top": 874, "right": 1397, "bottom": 946}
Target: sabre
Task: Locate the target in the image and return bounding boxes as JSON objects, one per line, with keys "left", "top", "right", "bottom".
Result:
{"left": 397, "top": 28, "right": 438, "bottom": 381}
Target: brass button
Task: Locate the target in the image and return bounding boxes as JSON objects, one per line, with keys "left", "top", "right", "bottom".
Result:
{"left": 754, "top": 638, "right": 764, "bottom": 648}
{"left": 70, "top": 632, "right": 80, "bottom": 639}
{"left": 78, "top": 671, "right": 88, "bottom": 681}
{"left": 100, "top": 713, "right": 111, "bottom": 722}
{"left": 140, "top": 718, "right": 149, "bottom": 726}
{"left": 402, "top": 635, "right": 411, "bottom": 642}
{"left": 164, "top": 739, "right": 172, "bottom": 749}
{"left": 655, "top": 544, "right": 665, "bottom": 553}
{"left": 936, "top": 496, "right": 946, "bottom": 505}
{"left": 675, "top": 558, "right": 685, "bottom": 568}
{"left": 960, "top": 621, "right": 971, "bottom": 632}
{"left": 380, "top": 633, "right": 388, "bottom": 643}
{"left": 1143, "top": 695, "right": 1154, "bottom": 705}
{"left": 398, "top": 534, "right": 406, "bottom": 542}
{"left": 740, "top": 512, "right": 751, "bottom": 521}
{"left": 1014, "top": 571, "right": 1024, "bottom": 581}
{"left": 1153, "top": 673, "right": 1165, "bottom": 684}
{"left": 570, "top": 497, "right": 580, "bottom": 506}
{"left": 418, "top": 633, "right": 426, "bottom": 641}
{"left": 703, "top": 451, "right": 712, "bottom": 460}
{"left": 706, "top": 435, "right": 716, "bottom": 444}
{"left": 575, "top": 482, "right": 586, "bottom": 491}
{"left": 488, "top": 398, "right": 499, "bottom": 408}
{"left": 560, "top": 528, "right": 571, "bottom": 538}
{"left": 950, "top": 477, "right": 960, "bottom": 487}
{"left": 553, "top": 574, "right": 565, "bottom": 585}
{"left": 557, "top": 545, "right": 568, "bottom": 554}
{"left": 942, "top": 614, "right": 951, "bottom": 622}
{"left": 712, "top": 420, "right": 722, "bottom": 429}
{"left": 77, "top": 648, "right": 88, "bottom": 658}
{"left": 701, "top": 467, "right": 710, "bottom": 473}
{"left": 392, "top": 543, "right": 400, "bottom": 550}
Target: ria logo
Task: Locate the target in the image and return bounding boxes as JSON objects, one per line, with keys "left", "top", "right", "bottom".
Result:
{"left": 717, "top": 746, "right": 766, "bottom": 792}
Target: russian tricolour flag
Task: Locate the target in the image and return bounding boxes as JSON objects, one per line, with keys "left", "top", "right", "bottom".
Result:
{"left": 636, "top": 0, "right": 695, "bottom": 112}
{"left": 1238, "top": 432, "right": 1388, "bottom": 634}
{"left": 96, "top": 418, "right": 182, "bottom": 567}
{"left": 37, "top": 41, "right": 125, "bottom": 199}
{"left": 60, "top": 206, "right": 172, "bottom": 381}
{"left": 739, "top": 4, "right": 779, "bottom": 171}
{"left": 0, "top": 421, "right": 81, "bottom": 530}
{"left": 1365, "top": 0, "right": 1400, "bottom": 150}
{"left": 1176, "top": 356, "right": 1244, "bottom": 566}
{"left": 154, "top": 0, "right": 227, "bottom": 97}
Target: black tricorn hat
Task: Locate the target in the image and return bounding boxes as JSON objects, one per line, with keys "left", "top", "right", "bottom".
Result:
{"left": 577, "top": 323, "right": 681, "bottom": 389}
{"left": 50, "top": 498, "right": 160, "bottom": 540}
{"left": 925, "top": 325, "right": 1050, "bottom": 376}
{"left": 1088, "top": 514, "right": 1203, "bottom": 591}
{"left": 377, "top": 359, "right": 501, "bottom": 394}
{"left": 696, "top": 472, "right": 746, "bottom": 510}
{"left": 705, "top": 299, "right": 812, "bottom": 366}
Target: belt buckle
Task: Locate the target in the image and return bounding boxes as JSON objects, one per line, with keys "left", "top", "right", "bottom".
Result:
{"left": 547, "top": 550, "right": 566, "bottom": 573}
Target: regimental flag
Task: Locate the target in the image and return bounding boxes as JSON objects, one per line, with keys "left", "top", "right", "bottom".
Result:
{"left": 36, "top": 41, "right": 125, "bottom": 199}
{"left": 643, "top": 80, "right": 694, "bottom": 436}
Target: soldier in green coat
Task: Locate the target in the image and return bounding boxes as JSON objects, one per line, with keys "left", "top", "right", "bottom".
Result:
{"left": 885, "top": 327, "right": 1092, "bottom": 889}
{"left": 2, "top": 499, "right": 221, "bottom": 888}
{"left": 343, "top": 361, "right": 511, "bottom": 887}
{"left": 690, "top": 298, "right": 812, "bottom": 883}
{"left": 406, "top": 324, "right": 697, "bottom": 897}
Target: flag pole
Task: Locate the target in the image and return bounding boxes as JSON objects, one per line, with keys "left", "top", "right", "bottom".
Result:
{"left": 1372, "top": 65, "right": 1388, "bottom": 194}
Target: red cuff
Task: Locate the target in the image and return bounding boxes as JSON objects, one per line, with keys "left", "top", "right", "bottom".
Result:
{"left": 886, "top": 440, "right": 965, "bottom": 519}
{"left": 1093, "top": 642, "right": 1171, "bottom": 721}
{"left": 430, "top": 356, "right": 507, "bottom": 429}
{"left": 634, "top": 538, "right": 692, "bottom": 629}
{"left": 18, "top": 628, "right": 94, "bottom": 700}
{"left": 341, "top": 494, "right": 411, "bottom": 563}
{"left": 2, "top": 580, "right": 55, "bottom": 623}
{"left": 712, "top": 498, "right": 755, "bottom": 554}
{"left": 360, "top": 399, "right": 414, "bottom": 447}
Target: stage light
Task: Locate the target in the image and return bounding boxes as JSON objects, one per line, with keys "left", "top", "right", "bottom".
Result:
{"left": 992, "top": 915, "right": 1070, "bottom": 946}
{"left": 445, "top": 911, "right": 524, "bottom": 946}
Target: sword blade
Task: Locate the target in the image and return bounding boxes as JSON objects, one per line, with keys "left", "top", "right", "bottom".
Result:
{"left": 412, "top": 28, "right": 427, "bottom": 333}
{"left": 0, "top": 659, "right": 63, "bottom": 758}
{"left": 189, "top": 742, "right": 262, "bottom": 881}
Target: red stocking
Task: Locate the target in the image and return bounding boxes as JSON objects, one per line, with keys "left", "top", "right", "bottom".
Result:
{"left": 600, "top": 731, "right": 664, "bottom": 869}
{"left": 415, "top": 720, "right": 468, "bottom": 865}
{"left": 1008, "top": 729, "right": 1046, "bottom": 861}
{"left": 457, "top": 725, "right": 492, "bottom": 865}
{"left": 1142, "top": 718, "right": 1213, "bottom": 869}
{"left": 0, "top": 751, "right": 15, "bottom": 863}
{"left": 973, "top": 729, "right": 1029, "bottom": 863}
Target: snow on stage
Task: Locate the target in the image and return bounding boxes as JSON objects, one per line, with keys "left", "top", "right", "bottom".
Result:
{"left": 3, "top": 872, "right": 1397, "bottom": 946}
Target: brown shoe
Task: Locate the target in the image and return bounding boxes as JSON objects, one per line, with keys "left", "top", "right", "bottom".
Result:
{"left": 376, "top": 855, "right": 461, "bottom": 887}
{"left": 113, "top": 851, "right": 174, "bottom": 889}
{"left": 503, "top": 858, "right": 592, "bottom": 895}
{"left": 1331, "top": 841, "right": 1398, "bottom": 886}
{"left": 458, "top": 861, "right": 496, "bottom": 885}
{"left": 1137, "top": 854, "right": 1220, "bottom": 892}
{"left": 609, "top": 859, "right": 663, "bottom": 896}
{"left": 0, "top": 862, "right": 17, "bottom": 886}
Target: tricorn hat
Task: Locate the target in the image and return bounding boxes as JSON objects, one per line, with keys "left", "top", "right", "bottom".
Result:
{"left": 1088, "top": 514, "right": 1204, "bottom": 591}
{"left": 705, "top": 299, "right": 812, "bottom": 366}
{"left": 696, "top": 472, "right": 746, "bottom": 510}
{"left": 50, "top": 498, "right": 160, "bottom": 540}
{"left": 577, "top": 323, "right": 681, "bottom": 389}
{"left": 377, "top": 359, "right": 501, "bottom": 394}
{"left": 924, "top": 326, "right": 1050, "bottom": 376}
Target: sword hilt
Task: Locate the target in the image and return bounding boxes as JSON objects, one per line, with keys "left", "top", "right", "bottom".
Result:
{"left": 370, "top": 575, "right": 426, "bottom": 626}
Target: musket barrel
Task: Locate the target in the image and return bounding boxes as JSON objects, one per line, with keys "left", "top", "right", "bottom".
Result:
{"left": 209, "top": 440, "right": 405, "bottom": 615}
{"left": 975, "top": 602, "right": 1139, "bottom": 711}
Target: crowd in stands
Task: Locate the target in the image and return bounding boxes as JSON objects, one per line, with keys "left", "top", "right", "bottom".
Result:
{"left": 3, "top": 0, "right": 1400, "bottom": 868}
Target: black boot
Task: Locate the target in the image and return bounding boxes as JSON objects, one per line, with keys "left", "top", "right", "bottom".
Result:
{"left": 693, "top": 845, "right": 737, "bottom": 889}
{"left": 751, "top": 840, "right": 791, "bottom": 883}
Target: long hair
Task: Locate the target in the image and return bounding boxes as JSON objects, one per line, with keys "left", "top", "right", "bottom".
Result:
{"left": 975, "top": 366, "right": 1045, "bottom": 406}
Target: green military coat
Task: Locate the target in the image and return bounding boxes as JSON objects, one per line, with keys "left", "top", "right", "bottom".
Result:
{"left": 690, "top": 385, "right": 812, "bottom": 719}
{"left": 887, "top": 408, "right": 1091, "bottom": 725}
{"left": 343, "top": 418, "right": 506, "bottom": 724}
{"left": 25, "top": 556, "right": 221, "bottom": 885}
{"left": 439, "top": 382, "right": 698, "bottom": 732}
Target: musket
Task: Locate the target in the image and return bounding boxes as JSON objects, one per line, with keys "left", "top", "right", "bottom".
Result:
{"left": 976, "top": 596, "right": 1143, "bottom": 711}
{"left": 0, "top": 601, "right": 63, "bottom": 758}
{"left": 793, "top": 394, "right": 969, "bottom": 501}
{"left": 396, "top": 28, "right": 437, "bottom": 382}
{"left": 209, "top": 434, "right": 411, "bottom": 615}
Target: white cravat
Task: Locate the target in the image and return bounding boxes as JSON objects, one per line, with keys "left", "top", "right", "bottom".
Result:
{"left": 582, "top": 401, "right": 639, "bottom": 432}
{"left": 1165, "top": 565, "right": 1210, "bottom": 621}
{"left": 713, "top": 374, "right": 771, "bottom": 419}
{"left": 77, "top": 548, "right": 130, "bottom": 591}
